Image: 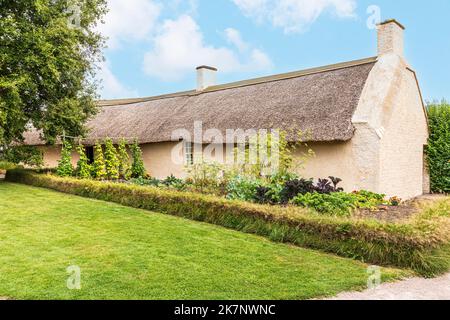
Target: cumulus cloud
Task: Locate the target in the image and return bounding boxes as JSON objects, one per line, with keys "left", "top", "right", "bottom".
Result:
{"left": 232, "top": 0, "right": 357, "bottom": 33}
{"left": 225, "top": 27, "right": 250, "bottom": 52}
{"left": 143, "top": 16, "right": 272, "bottom": 81}
{"left": 97, "top": 61, "right": 139, "bottom": 99}
{"left": 97, "top": 0, "right": 162, "bottom": 49}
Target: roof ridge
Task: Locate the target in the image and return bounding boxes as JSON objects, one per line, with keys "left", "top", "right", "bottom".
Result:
{"left": 98, "top": 56, "right": 378, "bottom": 107}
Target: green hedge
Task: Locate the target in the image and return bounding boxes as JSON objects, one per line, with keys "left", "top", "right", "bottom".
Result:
{"left": 427, "top": 101, "right": 450, "bottom": 193}
{"left": 6, "top": 169, "right": 450, "bottom": 276}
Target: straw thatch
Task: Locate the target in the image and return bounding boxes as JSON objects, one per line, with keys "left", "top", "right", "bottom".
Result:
{"left": 23, "top": 57, "right": 376, "bottom": 145}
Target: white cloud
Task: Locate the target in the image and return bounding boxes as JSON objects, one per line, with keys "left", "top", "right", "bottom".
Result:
{"left": 143, "top": 16, "right": 272, "bottom": 81}
{"left": 232, "top": 0, "right": 357, "bottom": 33}
{"left": 168, "top": 0, "right": 199, "bottom": 15}
{"left": 98, "top": 0, "right": 161, "bottom": 49}
{"left": 97, "top": 61, "right": 139, "bottom": 99}
{"left": 225, "top": 27, "right": 250, "bottom": 52}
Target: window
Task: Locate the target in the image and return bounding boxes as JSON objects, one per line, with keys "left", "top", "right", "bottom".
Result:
{"left": 85, "top": 146, "right": 94, "bottom": 164}
{"left": 184, "top": 141, "right": 193, "bottom": 166}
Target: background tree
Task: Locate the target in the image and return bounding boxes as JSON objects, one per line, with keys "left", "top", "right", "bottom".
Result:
{"left": 75, "top": 143, "right": 91, "bottom": 179}
{"left": 131, "top": 141, "right": 146, "bottom": 178}
{"left": 118, "top": 139, "right": 131, "bottom": 180}
{"left": 104, "top": 138, "right": 119, "bottom": 180}
{"left": 56, "top": 141, "right": 73, "bottom": 177}
{"left": 0, "top": 0, "right": 107, "bottom": 148}
{"left": 0, "top": 146, "right": 43, "bottom": 167}
{"left": 92, "top": 142, "right": 106, "bottom": 180}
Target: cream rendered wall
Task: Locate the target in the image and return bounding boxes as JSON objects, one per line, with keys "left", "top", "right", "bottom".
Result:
{"left": 39, "top": 146, "right": 80, "bottom": 168}
{"left": 377, "top": 68, "right": 429, "bottom": 198}
{"left": 351, "top": 53, "right": 428, "bottom": 199}
{"left": 141, "top": 142, "right": 185, "bottom": 179}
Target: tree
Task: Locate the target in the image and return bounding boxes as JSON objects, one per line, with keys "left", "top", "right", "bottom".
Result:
{"left": 104, "top": 138, "right": 119, "bottom": 180}
{"left": 131, "top": 141, "right": 146, "bottom": 178}
{"left": 75, "top": 144, "right": 91, "bottom": 179}
{"left": 117, "top": 139, "right": 131, "bottom": 180}
{"left": 92, "top": 142, "right": 106, "bottom": 179}
{"left": 0, "top": 0, "right": 107, "bottom": 147}
{"left": 57, "top": 141, "right": 73, "bottom": 177}
{"left": 1, "top": 146, "right": 43, "bottom": 167}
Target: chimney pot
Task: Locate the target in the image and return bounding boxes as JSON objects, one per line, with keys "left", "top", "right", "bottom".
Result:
{"left": 196, "top": 66, "right": 217, "bottom": 91}
{"left": 377, "top": 19, "right": 405, "bottom": 58}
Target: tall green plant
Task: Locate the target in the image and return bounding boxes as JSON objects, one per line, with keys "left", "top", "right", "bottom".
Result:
{"left": 426, "top": 101, "right": 450, "bottom": 193}
{"left": 231, "top": 130, "right": 314, "bottom": 178}
{"left": 131, "top": 141, "right": 146, "bottom": 178}
{"left": 92, "top": 142, "right": 106, "bottom": 180}
{"left": 75, "top": 144, "right": 91, "bottom": 179}
{"left": 118, "top": 139, "right": 131, "bottom": 180}
{"left": 104, "top": 138, "right": 119, "bottom": 180}
{"left": 56, "top": 141, "right": 73, "bottom": 177}
{"left": 1, "top": 146, "right": 43, "bottom": 167}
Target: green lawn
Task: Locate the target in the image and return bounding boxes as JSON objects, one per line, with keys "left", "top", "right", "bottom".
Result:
{"left": 0, "top": 182, "right": 403, "bottom": 300}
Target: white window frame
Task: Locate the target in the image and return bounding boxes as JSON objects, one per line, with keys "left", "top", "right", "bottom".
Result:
{"left": 184, "top": 141, "right": 194, "bottom": 166}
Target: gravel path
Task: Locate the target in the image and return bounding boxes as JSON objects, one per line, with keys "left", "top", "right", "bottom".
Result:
{"left": 331, "top": 273, "right": 450, "bottom": 300}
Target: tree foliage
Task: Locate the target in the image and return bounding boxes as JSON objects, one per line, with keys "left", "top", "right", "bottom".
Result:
{"left": 131, "top": 141, "right": 146, "bottom": 178}
{"left": 56, "top": 141, "right": 73, "bottom": 177}
{"left": 0, "top": 145, "right": 43, "bottom": 167}
{"left": 0, "top": 0, "right": 107, "bottom": 147}
{"left": 426, "top": 101, "right": 450, "bottom": 193}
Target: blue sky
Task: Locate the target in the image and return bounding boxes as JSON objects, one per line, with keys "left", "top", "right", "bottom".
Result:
{"left": 97, "top": 0, "right": 450, "bottom": 102}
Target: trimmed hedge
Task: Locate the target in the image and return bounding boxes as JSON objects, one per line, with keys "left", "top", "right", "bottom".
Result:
{"left": 427, "top": 101, "right": 450, "bottom": 193}
{"left": 6, "top": 169, "right": 450, "bottom": 276}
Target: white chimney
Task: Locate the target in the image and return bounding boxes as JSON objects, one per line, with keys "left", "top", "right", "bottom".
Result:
{"left": 196, "top": 66, "right": 217, "bottom": 91}
{"left": 377, "top": 19, "right": 405, "bottom": 58}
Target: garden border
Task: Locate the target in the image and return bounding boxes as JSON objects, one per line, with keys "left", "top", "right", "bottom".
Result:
{"left": 5, "top": 169, "right": 450, "bottom": 276}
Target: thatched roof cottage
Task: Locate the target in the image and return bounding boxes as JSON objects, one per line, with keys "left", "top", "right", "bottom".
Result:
{"left": 24, "top": 20, "right": 429, "bottom": 199}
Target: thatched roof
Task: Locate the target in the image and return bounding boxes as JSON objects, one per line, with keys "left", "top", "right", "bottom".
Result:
{"left": 23, "top": 57, "right": 377, "bottom": 146}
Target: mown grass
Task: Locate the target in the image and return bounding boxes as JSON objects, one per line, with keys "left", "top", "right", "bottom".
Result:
{"left": 6, "top": 170, "right": 450, "bottom": 277}
{"left": 0, "top": 182, "right": 405, "bottom": 300}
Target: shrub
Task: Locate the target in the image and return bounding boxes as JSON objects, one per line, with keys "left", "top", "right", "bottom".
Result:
{"left": 162, "top": 174, "right": 186, "bottom": 191}
{"left": 426, "top": 101, "right": 450, "bottom": 193}
{"left": 0, "top": 161, "right": 19, "bottom": 170}
{"left": 389, "top": 196, "right": 402, "bottom": 207}
{"left": 104, "top": 138, "right": 120, "bottom": 180}
{"left": 226, "top": 176, "right": 262, "bottom": 202}
{"left": 56, "top": 141, "right": 73, "bottom": 177}
{"left": 6, "top": 169, "right": 450, "bottom": 277}
{"left": 315, "top": 177, "right": 344, "bottom": 194}
{"left": 92, "top": 142, "right": 106, "bottom": 180}
{"left": 130, "top": 177, "right": 161, "bottom": 187}
{"left": 117, "top": 139, "right": 131, "bottom": 180}
{"left": 186, "top": 161, "right": 225, "bottom": 194}
{"left": 75, "top": 144, "right": 92, "bottom": 179}
{"left": 280, "top": 178, "right": 315, "bottom": 204}
{"left": 130, "top": 141, "right": 146, "bottom": 178}
{"left": 292, "top": 192, "right": 356, "bottom": 216}
{"left": 1, "top": 146, "right": 43, "bottom": 167}
{"left": 292, "top": 191, "right": 388, "bottom": 216}
{"left": 254, "top": 183, "right": 283, "bottom": 204}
